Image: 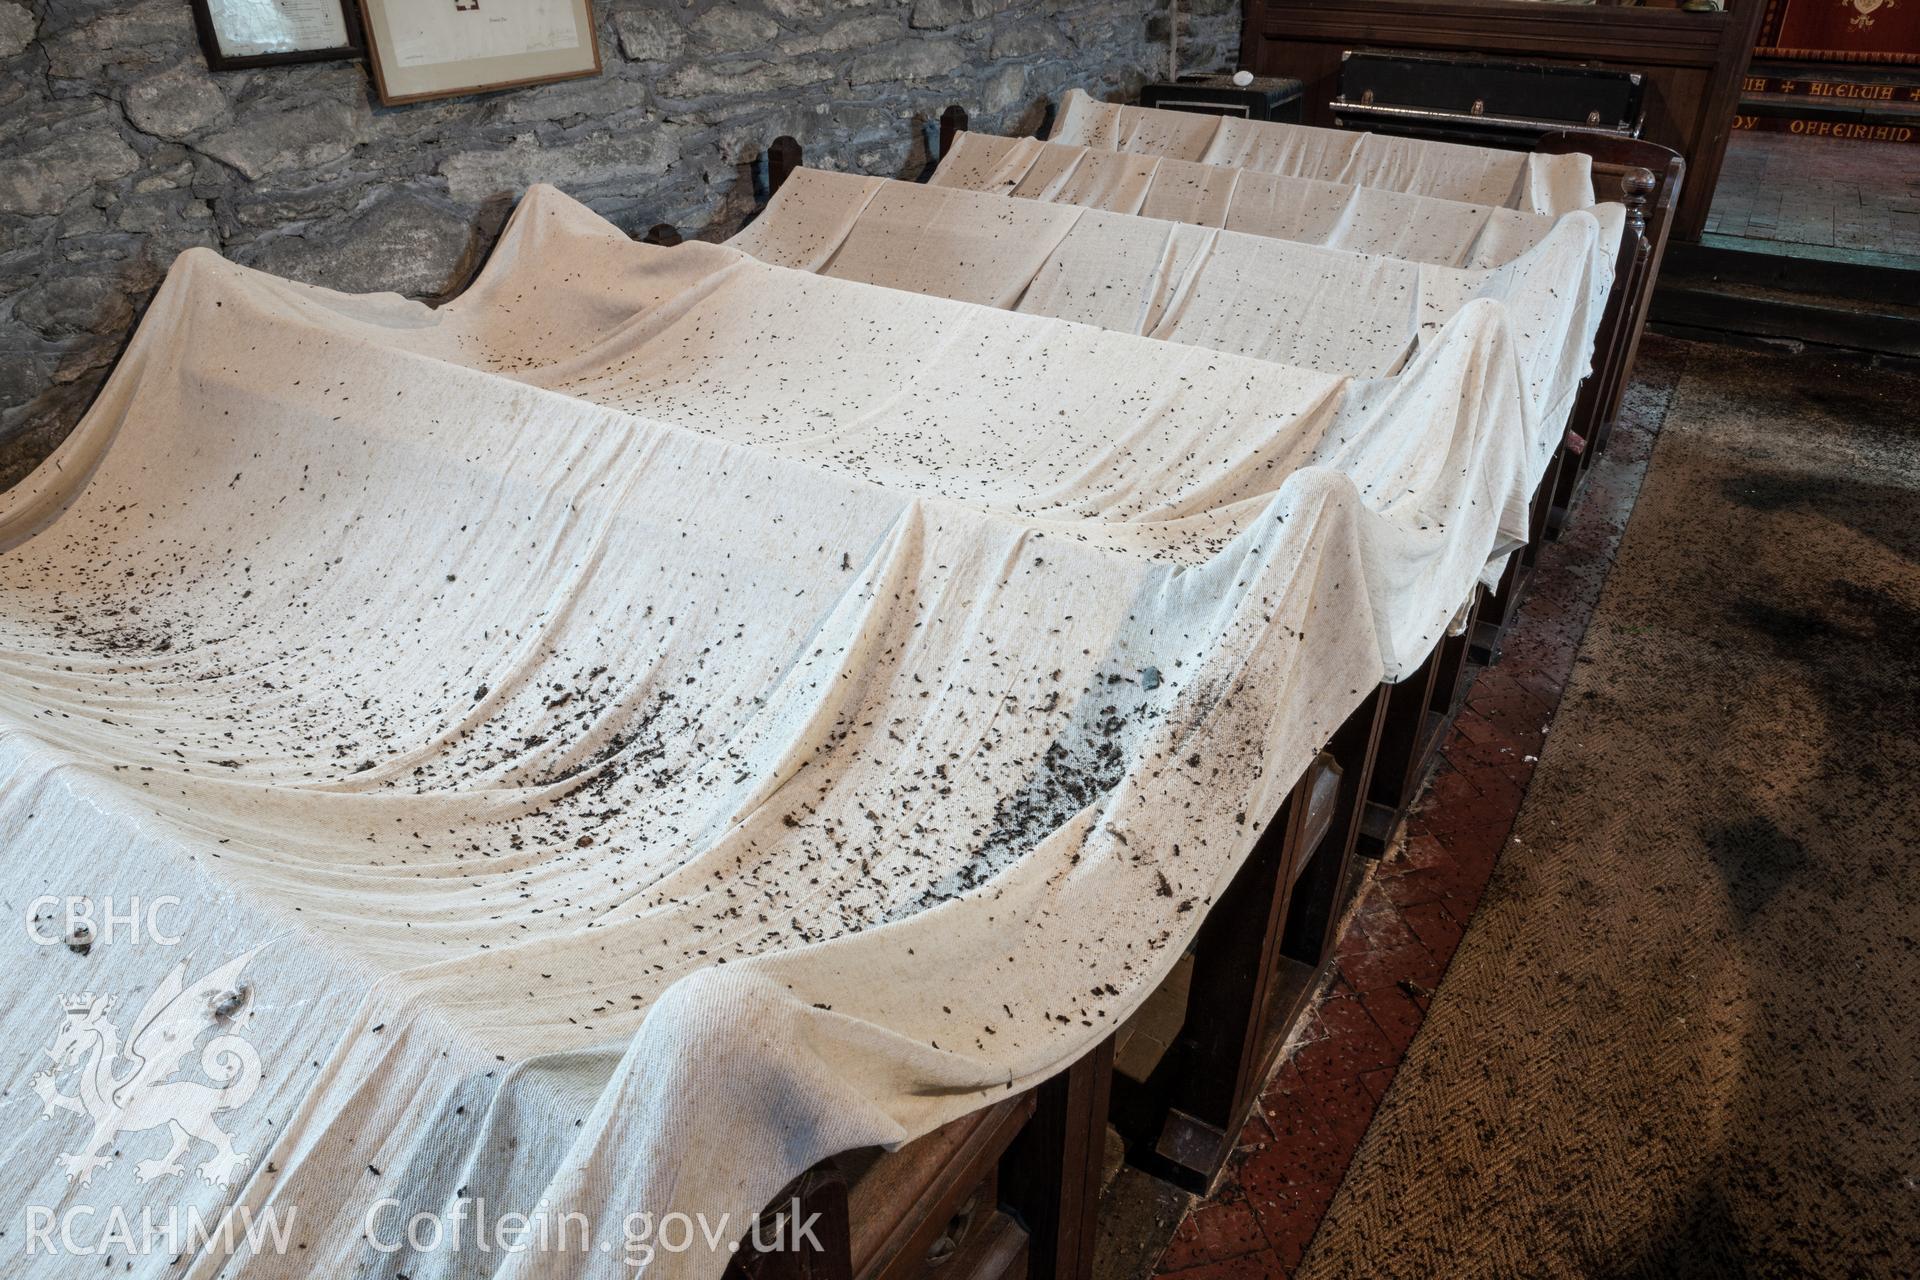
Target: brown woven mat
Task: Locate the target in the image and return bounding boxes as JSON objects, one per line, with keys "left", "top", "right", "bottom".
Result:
{"left": 1297, "top": 344, "right": 1920, "bottom": 1280}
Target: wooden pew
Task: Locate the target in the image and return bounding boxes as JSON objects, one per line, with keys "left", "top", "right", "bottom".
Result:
{"left": 1109, "top": 687, "right": 1389, "bottom": 1192}
{"left": 1348, "top": 597, "right": 1481, "bottom": 862}
{"left": 1470, "top": 447, "right": 1561, "bottom": 666}
{"left": 773, "top": 105, "right": 1485, "bottom": 1189}
{"left": 769, "top": 136, "right": 804, "bottom": 199}
{"left": 1105, "top": 631, "right": 1465, "bottom": 1195}
{"left": 1540, "top": 133, "right": 1684, "bottom": 539}
{"left": 734, "top": 109, "right": 1470, "bottom": 1196}
{"left": 1473, "top": 133, "right": 1681, "bottom": 660}
{"left": 701, "top": 703, "right": 1385, "bottom": 1211}
{"left": 897, "top": 106, "right": 1673, "bottom": 664}
{"left": 905, "top": 112, "right": 1672, "bottom": 666}
{"left": 727, "top": 1040, "right": 1114, "bottom": 1280}
{"left": 940, "top": 105, "right": 971, "bottom": 164}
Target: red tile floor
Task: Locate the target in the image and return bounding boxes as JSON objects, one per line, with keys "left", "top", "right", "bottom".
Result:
{"left": 1151, "top": 342, "right": 1683, "bottom": 1279}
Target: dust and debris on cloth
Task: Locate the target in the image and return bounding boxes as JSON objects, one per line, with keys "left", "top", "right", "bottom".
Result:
{"left": 0, "top": 156, "right": 1591, "bottom": 1278}
{"left": 929, "top": 128, "right": 1622, "bottom": 273}
{"left": 733, "top": 167, "right": 1613, "bottom": 465}
{"left": 1043, "top": 87, "right": 1597, "bottom": 217}
{"left": 363, "top": 183, "right": 1577, "bottom": 668}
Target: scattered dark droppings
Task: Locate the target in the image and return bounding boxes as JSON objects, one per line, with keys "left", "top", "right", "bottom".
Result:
{"left": 0, "top": 191, "right": 1400, "bottom": 1166}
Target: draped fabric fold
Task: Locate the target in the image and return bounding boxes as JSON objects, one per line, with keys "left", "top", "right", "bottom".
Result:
{"left": 1046, "top": 88, "right": 1596, "bottom": 216}
{"left": 374, "top": 185, "right": 1544, "bottom": 667}
{"left": 736, "top": 171, "right": 1607, "bottom": 578}
{"left": 0, "top": 171, "right": 1556, "bottom": 1276}
{"left": 932, "top": 130, "right": 1623, "bottom": 271}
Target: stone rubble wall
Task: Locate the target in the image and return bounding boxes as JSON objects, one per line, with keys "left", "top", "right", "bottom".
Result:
{"left": 0, "top": 0, "right": 1241, "bottom": 489}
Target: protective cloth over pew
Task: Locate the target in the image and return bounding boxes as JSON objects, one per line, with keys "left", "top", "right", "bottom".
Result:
{"left": 367, "top": 185, "right": 1539, "bottom": 668}
{"left": 930, "top": 130, "right": 1621, "bottom": 271}
{"left": 1045, "top": 87, "right": 1595, "bottom": 216}
{"left": 3, "top": 221, "right": 1487, "bottom": 1277}
{"left": 729, "top": 168, "right": 1611, "bottom": 467}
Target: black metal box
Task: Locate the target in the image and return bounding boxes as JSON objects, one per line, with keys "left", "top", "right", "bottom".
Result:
{"left": 1141, "top": 74, "right": 1306, "bottom": 123}
{"left": 1332, "top": 50, "right": 1644, "bottom": 148}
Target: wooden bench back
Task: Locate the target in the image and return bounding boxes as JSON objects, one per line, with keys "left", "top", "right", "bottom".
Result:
{"left": 1537, "top": 131, "right": 1685, "bottom": 457}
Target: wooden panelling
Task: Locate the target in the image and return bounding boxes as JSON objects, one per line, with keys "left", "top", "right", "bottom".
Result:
{"left": 1240, "top": 0, "right": 1767, "bottom": 239}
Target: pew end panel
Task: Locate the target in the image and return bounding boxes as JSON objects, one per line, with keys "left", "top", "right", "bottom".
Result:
{"left": 725, "top": 1042, "right": 1114, "bottom": 1280}
{"left": 1109, "top": 684, "right": 1390, "bottom": 1192}
{"left": 1537, "top": 132, "right": 1683, "bottom": 534}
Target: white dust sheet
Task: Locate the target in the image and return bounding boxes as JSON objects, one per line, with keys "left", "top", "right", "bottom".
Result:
{"left": 932, "top": 130, "right": 1624, "bottom": 272}
{"left": 3, "top": 185, "right": 1531, "bottom": 1279}
{"left": 729, "top": 168, "right": 1612, "bottom": 444}
{"left": 367, "top": 185, "right": 1538, "bottom": 665}
{"left": 1046, "top": 88, "right": 1596, "bottom": 216}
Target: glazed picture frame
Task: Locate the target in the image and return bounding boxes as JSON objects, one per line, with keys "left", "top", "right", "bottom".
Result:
{"left": 191, "top": 0, "right": 364, "bottom": 71}
{"left": 356, "top": 0, "right": 602, "bottom": 106}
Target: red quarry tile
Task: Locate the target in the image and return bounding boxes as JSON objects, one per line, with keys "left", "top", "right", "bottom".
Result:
{"left": 1387, "top": 831, "right": 1450, "bottom": 873}
{"left": 1256, "top": 1187, "right": 1332, "bottom": 1273}
{"left": 1356, "top": 985, "right": 1424, "bottom": 1055}
{"left": 1239, "top": 1116, "right": 1281, "bottom": 1153}
{"left": 1332, "top": 922, "right": 1370, "bottom": 960}
{"left": 1302, "top": 992, "right": 1382, "bottom": 1044}
{"left": 1464, "top": 696, "right": 1550, "bottom": 749}
{"left": 1245, "top": 1072, "right": 1374, "bottom": 1192}
{"left": 1422, "top": 764, "right": 1486, "bottom": 814}
{"left": 1260, "top": 1058, "right": 1307, "bottom": 1098}
{"left": 1397, "top": 939, "right": 1449, "bottom": 992}
{"left": 1405, "top": 852, "right": 1489, "bottom": 909}
{"left": 1434, "top": 823, "right": 1508, "bottom": 880}
{"left": 1442, "top": 739, "right": 1534, "bottom": 782}
{"left": 1157, "top": 1193, "right": 1272, "bottom": 1271}
{"left": 1265, "top": 1050, "right": 1378, "bottom": 1129}
{"left": 1384, "top": 845, "right": 1496, "bottom": 910}
{"left": 1336, "top": 934, "right": 1443, "bottom": 995}
{"left": 1506, "top": 660, "right": 1570, "bottom": 708}
{"left": 1154, "top": 1248, "right": 1291, "bottom": 1279}
{"left": 1416, "top": 794, "right": 1514, "bottom": 848}
{"left": 1372, "top": 870, "right": 1443, "bottom": 912}
{"left": 1466, "top": 676, "right": 1551, "bottom": 723}
{"left": 1447, "top": 703, "right": 1502, "bottom": 746}
{"left": 1288, "top": 997, "right": 1399, "bottom": 1078}
{"left": 1358, "top": 1065, "right": 1397, "bottom": 1104}
{"left": 1238, "top": 1110, "right": 1347, "bottom": 1194}
{"left": 1336, "top": 892, "right": 1417, "bottom": 952}
{"left": 1353, "top": 874, "right": 1409, "bottom": 907}
{"left": 1461, "top": 765, "right": 1527, "bottom": 813}
{"left": 1399, "top": 900, "right": 1467, "bottom": 960}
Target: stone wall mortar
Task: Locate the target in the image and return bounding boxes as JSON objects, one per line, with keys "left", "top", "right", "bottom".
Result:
{"left": 0, "top": 0, "right": 1239, "bottom": 488}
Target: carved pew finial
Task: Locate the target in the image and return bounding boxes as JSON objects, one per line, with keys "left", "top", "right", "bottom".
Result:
{"left": 1622, "top": 167, "right": 1656, "bottom": 239}
{"left": 939, "top": 105, "right": 970, "bottom": 160}
{"left": 768, "top": 136, "right": 803, "bottom": 198}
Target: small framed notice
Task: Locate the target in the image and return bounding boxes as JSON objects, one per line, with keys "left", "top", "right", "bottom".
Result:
{"left": 358, "top": 0, "right": 602, "bottom": 106}
{"left": 191, "top": 0, "right": 364, "bottom": 71}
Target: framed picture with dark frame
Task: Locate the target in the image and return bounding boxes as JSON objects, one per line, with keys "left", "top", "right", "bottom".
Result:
{"left": 357, "top": 0, "right": 602, "bottom": 106}
{"left": 190, "top": 0, "right": 365, "bottom": 72}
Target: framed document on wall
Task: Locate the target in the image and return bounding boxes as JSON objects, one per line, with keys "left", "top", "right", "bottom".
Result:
{"left": 358, "top": 0, "right": 602, "bottom": 105}
{"left": 191, "top": 0, "right": 363, "bottom": 70}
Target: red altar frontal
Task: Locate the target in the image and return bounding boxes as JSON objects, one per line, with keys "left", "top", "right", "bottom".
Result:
{"left": 1756, "top": 0, "right": 1920, "bottom": 67}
